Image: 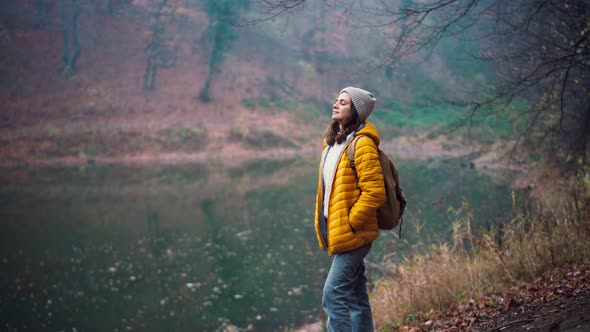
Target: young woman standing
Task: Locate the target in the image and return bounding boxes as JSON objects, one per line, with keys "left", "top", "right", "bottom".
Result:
{"left": 314, "top": 87, "right": 385, "bottom": 331}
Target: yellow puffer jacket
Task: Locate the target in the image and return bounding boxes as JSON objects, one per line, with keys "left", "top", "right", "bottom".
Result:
{"left": 314, "top": 122, "right": 386, "bottom": 255}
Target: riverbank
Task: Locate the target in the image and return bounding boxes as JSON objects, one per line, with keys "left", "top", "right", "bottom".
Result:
{"left": 0, "top": 115, "right": 520, "bottom": 174}
{"left": 369, "top": 167, "right": 590, "bottom": 331}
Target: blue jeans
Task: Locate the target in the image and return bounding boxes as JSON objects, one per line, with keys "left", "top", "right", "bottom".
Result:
{"left": 323, "top": 243, "right": 374, "bottom": 332}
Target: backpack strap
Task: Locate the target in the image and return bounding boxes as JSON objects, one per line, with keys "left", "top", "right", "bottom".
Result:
{"left": 346, "top": 135, "right": 363, "bottom": 189}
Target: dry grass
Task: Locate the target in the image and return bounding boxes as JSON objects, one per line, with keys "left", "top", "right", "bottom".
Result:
{"left": 370, "top": 174, "right": 590, "bottom": 330}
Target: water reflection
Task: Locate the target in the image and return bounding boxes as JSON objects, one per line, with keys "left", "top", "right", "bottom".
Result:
{"left": 0, "top": 158, "right": 517, "bottom": 331}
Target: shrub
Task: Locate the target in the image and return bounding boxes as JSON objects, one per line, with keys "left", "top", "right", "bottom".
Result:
{"left": 370, "top": 179, "right": 590, "bottom": 330}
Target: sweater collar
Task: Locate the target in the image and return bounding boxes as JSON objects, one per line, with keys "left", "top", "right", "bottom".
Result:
{"left": 321, "top": 122, "right": 366, "bottom": 171}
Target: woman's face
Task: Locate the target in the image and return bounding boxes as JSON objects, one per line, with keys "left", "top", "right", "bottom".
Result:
{"left": 332, "top": 92, "right": 353, "bottom": 124}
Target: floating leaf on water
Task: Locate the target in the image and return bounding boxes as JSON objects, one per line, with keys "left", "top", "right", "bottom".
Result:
{"left": 236, "top": 230, "right": 252, "bottom": 241}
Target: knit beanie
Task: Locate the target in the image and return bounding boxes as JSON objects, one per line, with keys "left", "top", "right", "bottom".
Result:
{"left": 340, "top": 87, "right": 376, "bottom": 123}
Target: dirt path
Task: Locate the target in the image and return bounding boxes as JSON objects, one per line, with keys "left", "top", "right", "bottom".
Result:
{"left": 470, "top": 289, "right": 590, "bottom": 332}
{"left": 427, "top": 260, "right": 590, "bottom": 332}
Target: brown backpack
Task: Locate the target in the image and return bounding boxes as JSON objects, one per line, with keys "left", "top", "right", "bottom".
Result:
{"left": 346, "top": 135, "right": 407, "bottom": 237}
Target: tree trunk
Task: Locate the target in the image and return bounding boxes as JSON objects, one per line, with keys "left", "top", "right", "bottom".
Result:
{"left": 199, "top": 23, "right": 218, "bottom": 102}
{"left": 579, "top": 104, "right": 590, "bottom": 166}
{"left": 60, "top": 0, "right": 81, "bottom": 76}
{"left": 36, "top": 0, "right": 47, "bottom": 28}
{"left": 199, "top": 63, "right": 213, "bottom": 102}
{"left": 70, "top": 0, "right": 81, "bottom": 67}
{"left": 60, "top": 0, "right": 69, "bottom": 66}
{"left": 143, "top": 0, "right": 168, "bottom": 91}
{"left": 144, "top": 58, "right": 156, "bottom": 90}
{"left": 106, "top": 0, "right": 114, "bottom": 16}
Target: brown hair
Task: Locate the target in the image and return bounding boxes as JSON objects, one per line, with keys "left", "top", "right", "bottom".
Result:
{"left": 324, "top": 103, "right": 361, "bottom": 146}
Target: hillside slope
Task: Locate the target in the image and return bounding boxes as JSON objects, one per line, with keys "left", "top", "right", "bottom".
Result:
{"left": 0, "top": 2, "right": 328, "bottom": 166}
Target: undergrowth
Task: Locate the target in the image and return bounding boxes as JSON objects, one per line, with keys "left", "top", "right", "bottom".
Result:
{"left": 370, "top": 170, "right": 590, "bottom": 330}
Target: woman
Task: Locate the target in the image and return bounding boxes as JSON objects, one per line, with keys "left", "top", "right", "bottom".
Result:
{"left": 314, "top": 87, "right": 385, "bottom": 331}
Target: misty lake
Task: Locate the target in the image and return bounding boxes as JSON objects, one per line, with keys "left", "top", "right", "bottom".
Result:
{"left": 0, "top": 157, "right": 518, "bottom": 331}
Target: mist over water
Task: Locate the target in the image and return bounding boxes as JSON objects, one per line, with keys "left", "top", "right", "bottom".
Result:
{"left": 0, "top": 158, "right": 517, "bottom": 331}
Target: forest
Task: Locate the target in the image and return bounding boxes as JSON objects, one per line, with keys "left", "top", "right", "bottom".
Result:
{"left": 0, "top": 0, "right": 589, "bottom": 331}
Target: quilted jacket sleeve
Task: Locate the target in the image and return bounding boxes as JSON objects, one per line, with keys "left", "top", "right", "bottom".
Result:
{"left": 348, "top": 136, "right": 385, "bottom": 231}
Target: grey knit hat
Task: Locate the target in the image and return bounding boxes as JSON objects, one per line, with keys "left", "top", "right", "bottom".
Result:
{"left": 340, "top": 87, "right": 376, "bottom": 123}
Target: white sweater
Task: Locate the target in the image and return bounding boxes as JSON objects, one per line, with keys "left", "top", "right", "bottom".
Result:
{"left": 322, "top": 142, "right": 346, "bottom": 218}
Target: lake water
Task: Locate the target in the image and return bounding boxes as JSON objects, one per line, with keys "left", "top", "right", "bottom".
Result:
{"left": 0, "top": 157, "right": 517, "bottom": 331}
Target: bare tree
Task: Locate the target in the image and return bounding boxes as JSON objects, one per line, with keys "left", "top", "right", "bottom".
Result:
{"left": 143, "top": 0, "right": 176, "bottom": 90}
{"left": 383, "top": 0, "right": 590, "bottom": 166}
{"left": 258, "top": 0, "right": 590, "bottom": 168}
{"left": 198, "top": 0, "right": 249, "bottom": 102}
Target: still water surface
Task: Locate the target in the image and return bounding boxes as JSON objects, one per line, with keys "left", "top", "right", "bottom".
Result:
{"left": 0, "top": 158, "right": 516, "bottom": 331}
